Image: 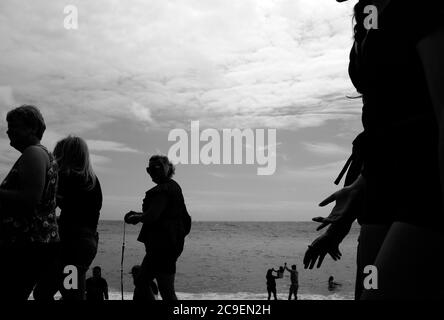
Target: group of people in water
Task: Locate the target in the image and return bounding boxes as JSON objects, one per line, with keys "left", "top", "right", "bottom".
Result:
{"left": 0, "top": 105, "right": 189, "bottom": 301}
{"left": 266, "top": 263, "right": 299, "bottom": 300}
{"left": 266, "top": 264, "right": 341, "bottom": 300}
{"left": 0, "top": 0, "right": 443, "bottom": 301}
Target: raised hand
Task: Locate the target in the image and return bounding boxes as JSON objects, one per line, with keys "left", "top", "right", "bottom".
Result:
{"left": 303, "top": 231, "right": 342, "bottom": 269}
{"left": 124, "top": 211, "right": 142, "bottom": 225}
{"left": 312, "top": 175, "right": 366, "bottom": 231}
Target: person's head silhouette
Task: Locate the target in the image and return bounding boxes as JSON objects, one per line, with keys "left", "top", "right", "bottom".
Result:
{"left": 131, "top": 265, "right": 141, "bottom": 279}
{"left": 92, "top": 266, "right": 101, "bottom": 278}
{"left": 146, "top": 155, "right": 175, "bottom": 184}
{"left": 6, "top": 105, "right": 46, "bottom": 152}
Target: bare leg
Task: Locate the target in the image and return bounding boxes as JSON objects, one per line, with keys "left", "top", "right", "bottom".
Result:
{"left": 354, "top": 224, "right": 390, "bottom": 300}
{"left": 361, "top": 222, "right": 444, "bottom": 300}
{"left": 156, "top": 272, "right": 178, "bottom": 301}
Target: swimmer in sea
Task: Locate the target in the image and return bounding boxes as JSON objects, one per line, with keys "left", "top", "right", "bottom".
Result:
{"left": 328, "top": 276, "right": 341, "bottom": 291}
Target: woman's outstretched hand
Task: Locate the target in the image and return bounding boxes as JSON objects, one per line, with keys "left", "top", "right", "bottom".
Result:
{"left": 312, "top": 187, "right": 359, "bottom": 231}
{"left": 124, "top": 211, "right": 143, "bottom": 225}
{"left": 312, "top": 175, "right": 366, "bottom": 231}
{"left": 303, "top": 231, "right": 342, "bottom": 269}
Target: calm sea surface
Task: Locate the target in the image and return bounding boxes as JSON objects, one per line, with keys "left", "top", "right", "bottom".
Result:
{"left": 93, "top": 221, "right": 360, "bottom": 300}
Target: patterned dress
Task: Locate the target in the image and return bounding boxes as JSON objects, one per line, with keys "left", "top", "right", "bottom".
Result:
{"left": 0, "top": 145, "right": 59, "bottom": 245}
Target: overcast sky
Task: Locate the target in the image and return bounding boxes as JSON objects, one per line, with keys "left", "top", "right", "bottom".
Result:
{"left": 0, "top": 0, "right": 363, "bottom": 221}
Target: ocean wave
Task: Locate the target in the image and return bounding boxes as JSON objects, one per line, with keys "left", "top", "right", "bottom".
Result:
{"left": 109, "top": 291, "right": 353, "bottom": 301}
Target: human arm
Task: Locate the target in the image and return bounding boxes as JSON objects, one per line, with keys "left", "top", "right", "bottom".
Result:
{"left": 303, "top": 221, "right": 351, "bottom": 269}
{"left": 313, "top": 173, "right": 366, "bottom": 230}
{"left": 303, "top": 174, "right": 366, "bottom": 269}
{"left": 140, "top": 192, "right": 167, "bottom": 224}
{"left": 0, "top": 146, "right": 47, "bottom": 209}
{"left": 284, "top": 263, "right": 291, "bottom": 272}
{"left": 124, "top": 191, "right": 167, "bottom": 225}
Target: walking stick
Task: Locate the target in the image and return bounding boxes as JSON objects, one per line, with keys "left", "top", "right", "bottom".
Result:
{"left": 121, "top": 221, "right": 126, "bottom": 300}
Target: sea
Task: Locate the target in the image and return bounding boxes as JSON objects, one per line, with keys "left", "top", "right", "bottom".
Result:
{"left": 91, "top": 221, "right": 360, "bottom": 300}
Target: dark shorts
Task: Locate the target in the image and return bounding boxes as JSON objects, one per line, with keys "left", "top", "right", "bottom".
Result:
{"left": 140, "top": 250, "right": 179, "bottom": 276}
{"left": 60, "top": 233, "right": 98, "bottom": 272}
{"left": 289, "top": 284, "right": 298, "bottom": 293}
{"left": 0, "top": 242, "right": 57, "bottom": 301}
{"left": 32, "top": 233, "right": 98, "bottom": 300}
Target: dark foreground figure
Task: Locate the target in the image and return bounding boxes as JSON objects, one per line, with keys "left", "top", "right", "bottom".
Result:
{"left": 304, "top": 0, "right": 444, "bottom": 300}
{"left": 86, "top": 266, "right": 109, "bottom": 301}
{"left": 33, "top": 136, "right": 102, "bottom": 300}
{"left": 0, "top": 105, "right": 59, "bottom": 301}
{"left": 125, "top": 155, "right": 191, "bottom": 301}
{"left": 131, "top": 265, "right": 159, "bottom": 300}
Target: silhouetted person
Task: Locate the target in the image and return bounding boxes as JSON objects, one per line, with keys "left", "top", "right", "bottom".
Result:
{"left": 284, "top": 263, "right": 298, "bottom": 300}
{"left": 266, "top": 269, "right": 278, "bottom": 300}
{"left": 328, "top": 276, "right": 341, "bottom": 291}
{"left": 275, "top": 266, "right": 284, "bottom": 279}
{"left": 304, "top": 0, "right": 444, "bottom": 300}
{"left": 34, "top": 136, "right": 102, "bottom": 300}
{"left": 86, "top": 266, "right": 109, "bottom": 301}
{"left": 125, "top": 155, "right": 190, "bottom": 301}
{"left": 131, "top": 265, "right": 158, "bottom": 300}
{"left": 0, "top": 105, "right": 59, "bottom": 301}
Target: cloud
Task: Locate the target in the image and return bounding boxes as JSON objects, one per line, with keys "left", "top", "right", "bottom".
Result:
{"left": 0, "top": 0, "right": 363, "bottom": 221}
{"left": 302, "top": 142, "right": 350, "bottom": 157}
{"left": 0, "top": 0, "right": 358, "bottom": 133}
{"left": 87, "top": 140, "right": 141, "bottom": 153}
{"left": 279, "top": 160, "right": 346, "bottom": 180}
{"left": 208, "top": 172, "right": 229, "bottom": 179}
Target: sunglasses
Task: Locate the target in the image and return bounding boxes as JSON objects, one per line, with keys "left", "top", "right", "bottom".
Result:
{"left": 146, "top": 164, "right": 163, "bottom": 173}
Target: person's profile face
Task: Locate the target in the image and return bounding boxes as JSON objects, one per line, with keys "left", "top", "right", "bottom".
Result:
{"left": 146, "top": 159, "right": 168, "bottom": 184}
{"left": 7, "top": 119, "right": 33, "bottom": 151}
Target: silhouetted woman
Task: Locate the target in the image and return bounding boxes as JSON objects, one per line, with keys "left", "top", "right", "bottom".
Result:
{"left": 55, "top": 136, "right": 102, "bottom": 300}
{"left": 304, "top": 0, "right": 444, "bottom": 300}
{"left": 0, "top": 105, "right": 59, "bottom": 301}
{"left": 125, "top": 155, "right": 189, "bottom": 301}
{"left": 266, "top": 269, "right": 279, "bottom": 300}
{"left": 34, "top": 136, "right": 102, "bottom": 300}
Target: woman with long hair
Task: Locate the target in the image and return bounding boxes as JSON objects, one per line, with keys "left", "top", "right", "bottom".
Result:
{"left": 304, "top": 0, "right": 444, "bottom": 299}
{"left": 34, "top": 135, "right": 102, "bottom": 300}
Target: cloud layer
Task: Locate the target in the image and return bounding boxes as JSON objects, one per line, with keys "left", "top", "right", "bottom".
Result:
{"left": 0, "top": 0, "right": 359, "bottom": 133}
